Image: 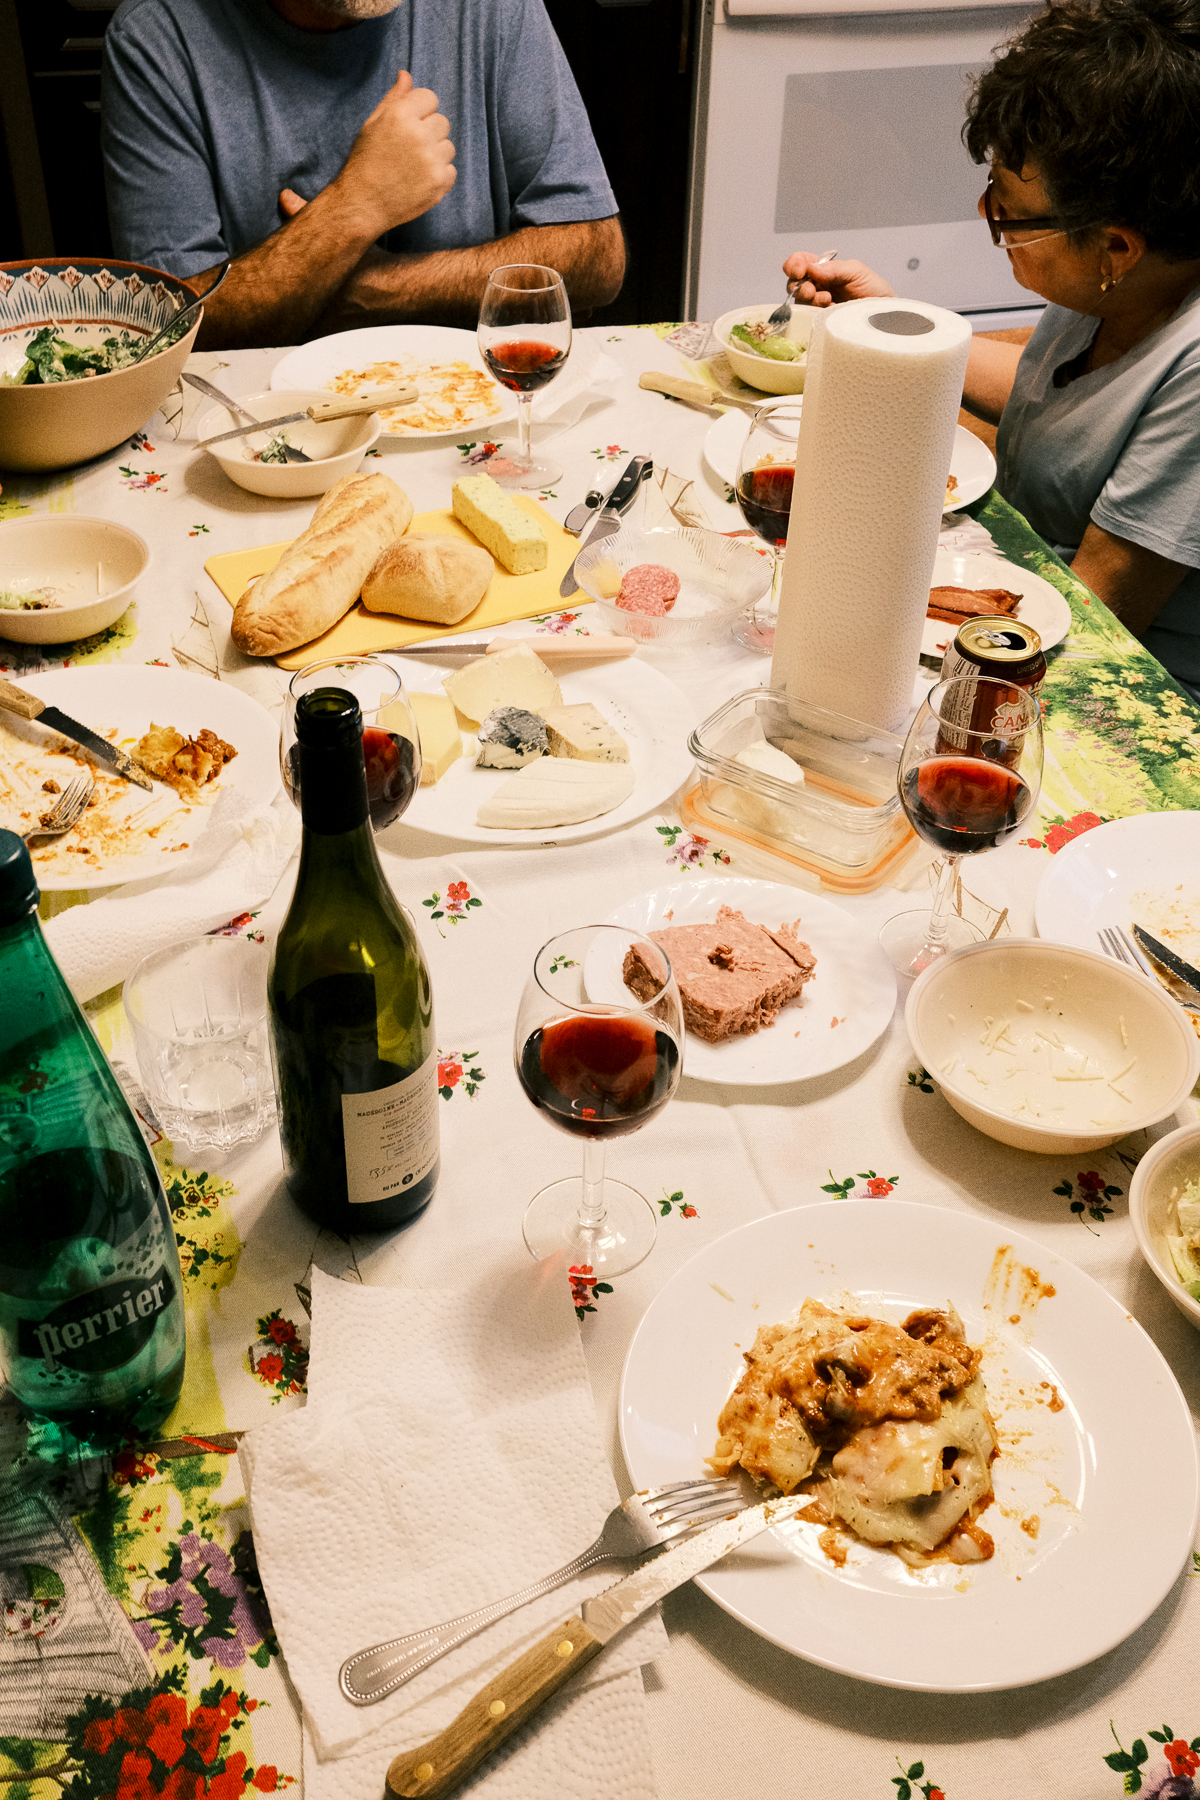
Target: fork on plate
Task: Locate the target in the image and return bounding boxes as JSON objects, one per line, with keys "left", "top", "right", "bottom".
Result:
{"left": 1097, "top": 924, "right": 1200, "bottom": 1015}
{"left": 22, "top": 773, "right": 95, "bottom": 844}
{"left": 338, "top": 1474, "right": 749, "bottom": 1705}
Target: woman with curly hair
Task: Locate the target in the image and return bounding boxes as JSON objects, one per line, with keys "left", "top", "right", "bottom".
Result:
{"left": 783, "top": 0, "right": 1200, "bottom": 692}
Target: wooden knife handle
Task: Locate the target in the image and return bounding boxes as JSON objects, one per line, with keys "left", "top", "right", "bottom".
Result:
{"left": 0, "top": 679, "right": 45, "bottom": 721}
{"left": 486, "top": 635, "right": 635, "bottom": 662}
{"left": 308, "top": 384, "right": 419, "bottom": 422}
{"left": 385, "top": 1617, "right": 604, "bottom": 1799}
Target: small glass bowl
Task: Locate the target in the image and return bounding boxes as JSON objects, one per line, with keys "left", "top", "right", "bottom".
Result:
{"left": 572, "top": 525, "right": 771, "bottom": 648}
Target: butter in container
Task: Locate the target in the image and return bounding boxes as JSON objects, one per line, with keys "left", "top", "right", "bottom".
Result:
{"left": 682, "top": 688, "right": 917, "bottom": 892}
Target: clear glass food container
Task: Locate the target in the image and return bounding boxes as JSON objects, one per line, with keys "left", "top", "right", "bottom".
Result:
{"left": 683, "top": 688, "right": 917, "bottom": 891}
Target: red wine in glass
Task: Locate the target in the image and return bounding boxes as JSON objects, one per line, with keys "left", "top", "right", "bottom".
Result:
{"left": 736, "top": 463, "right": 794, "bottom": 549}
{"left": 481, "top": 339, "right": 567, "bottom": 395}
{"left": 362, "top": 728, "right": 419, "bottom": 830}
{"left": 903, "top": 756, "right": 1032, "bottom": 856}
{"left": 518, "top": 1013, "right": 681, "bottom": 1139}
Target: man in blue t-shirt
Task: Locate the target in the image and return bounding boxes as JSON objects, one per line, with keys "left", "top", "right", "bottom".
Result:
{"left": 101, "top": 0, "right": 624, "bottom": 347}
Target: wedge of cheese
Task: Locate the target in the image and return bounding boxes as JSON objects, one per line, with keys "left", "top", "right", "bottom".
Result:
{"left": 442, "top": 643, "right": 561, "bottom": 726}
{"left": 407, "top": 692, "right": 461, "bottom": 785}
{"left": 477, "top": 759, "right": 635, "bottom": 829}
{"left": 452, "top": 475, "right": 548, "bottom": 574}
{"left": 541, "top": 701, "right": 628, "bottom": 763}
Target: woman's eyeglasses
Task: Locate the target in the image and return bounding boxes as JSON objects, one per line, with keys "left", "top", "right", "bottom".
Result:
{"left": 983, "top": 181, "right": 1089, "bottom": 250}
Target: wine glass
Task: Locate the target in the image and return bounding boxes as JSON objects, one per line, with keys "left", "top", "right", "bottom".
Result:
{"left": 514, "top": 925, "right": 684, "bottom": 1276}
{"left": 879, "top": 675, "right": 1043, "bottom": 977}
{"left": 281, "top": 655, "right": 421, "bottom": 832}
{"left": 732, "top": 400, "right": 801, "bottom": 653}
{"left": 477, "top": 265, "right": 572, "bottom": 491}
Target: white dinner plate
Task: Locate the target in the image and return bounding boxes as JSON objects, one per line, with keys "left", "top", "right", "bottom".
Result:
{"left": 619, "top": 1200, "right": 1199, "bottom": 1692}
{"left": 925, "top": 546, "right": 1073, "bottom": 659}
{"left": 3, "top": 668, "right": 280, "bottom": 890}
{"left": 271, "top": 326, "right": 508, "bottom": 439}
{"left": 703, "top": 411, "right": 996, "bottom": 509}
{"left": 391, "top": 654, "right": 694, "bottom": 846}
{"left": 602, "top": 877, "right": 896, "bottom": 1085}
{"left": 1035, "top": 811, "right": 1200, "bottom": 961}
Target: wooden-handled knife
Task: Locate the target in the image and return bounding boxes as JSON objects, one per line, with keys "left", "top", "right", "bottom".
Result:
{"left": 384, "top": 1496, "right": 798, "bottom": 1799}
{"left": 0, "top": 679, "right": 153, "bottom": 790}
{"left": 199, "top": 384, "right": 421, "bottom": 446}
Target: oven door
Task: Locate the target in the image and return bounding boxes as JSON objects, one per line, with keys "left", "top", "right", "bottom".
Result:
{"left": 688, "top": 3, "right": 1037, "bottom": 320}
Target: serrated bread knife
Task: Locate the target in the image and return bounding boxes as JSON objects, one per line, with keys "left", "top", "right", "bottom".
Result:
{"left": 0, "top": 678, "right": 153, "bottom": 790}
{"left": 384, "top": 1494, "right": 799, "bottom": 1799}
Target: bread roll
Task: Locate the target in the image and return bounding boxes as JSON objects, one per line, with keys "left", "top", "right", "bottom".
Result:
{"left": 230, "top": 471, "right": 413, "bottom": 657}
{"left": 362, "top": 532, "right": 493, "bottom": 624}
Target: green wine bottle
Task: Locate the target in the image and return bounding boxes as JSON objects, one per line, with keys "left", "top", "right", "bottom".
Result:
{"left": 268, "top": 688, "right": 439, "bottom": 1231}
{"left": 0, "top": 831, "right": 186, "bottom": 1446}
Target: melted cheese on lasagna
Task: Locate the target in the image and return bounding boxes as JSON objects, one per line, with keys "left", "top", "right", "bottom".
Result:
{"left": 709, "top": 1299, "right": 997, "bottom": 1563}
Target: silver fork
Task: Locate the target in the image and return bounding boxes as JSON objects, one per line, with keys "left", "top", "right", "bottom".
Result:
{"left": 338, "top": 1475, "right": 747, "bottom": 1705}
{"left": 1097, "top": 924, "right": 1200, "bottom": 1016}
{"left": 23, "top": 773, "right": 94, "bottom": 843}
{"left": 765, "top": 247, "right": 840, "bottom": 335}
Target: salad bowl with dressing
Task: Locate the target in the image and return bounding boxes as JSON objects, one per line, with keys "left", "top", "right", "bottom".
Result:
{"left": 713, "top": 302, "right": 815, "bottom": 396}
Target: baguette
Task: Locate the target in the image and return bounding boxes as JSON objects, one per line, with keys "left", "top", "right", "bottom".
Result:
{"left": 362, "top": 532, "right": 493, "bottom": 624}
{"left": 231, "top": 471, "right": 414, "bottom": 657}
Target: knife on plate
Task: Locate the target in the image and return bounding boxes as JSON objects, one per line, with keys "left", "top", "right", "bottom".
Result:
{"left": 1132, "top": 925, "right": 1200, "bottom": 997}
{"left": 0, "top": 679, "right": 153, "bottom": 790}
{"left": 395, "top": 635, "right": 635, "bottom": 664}
{"left": 559, "top": 454, "right": 653, "bottom": 598}
{"left": 384, "top": 1494, "right": 798, "bottom": 1800}
{"left": 199, "top": 383, "right": 420, "bottom": 446}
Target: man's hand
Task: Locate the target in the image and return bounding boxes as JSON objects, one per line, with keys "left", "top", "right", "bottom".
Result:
{"left": 781, "top": 252, "right": 894, "bottom": 308}
{"left": 333, "top": 69, "right": 456, "bottom": 238}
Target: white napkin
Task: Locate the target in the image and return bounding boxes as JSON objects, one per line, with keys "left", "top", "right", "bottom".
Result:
{"left": 238, "top": 1265, "right": 667, "bottom": 1763}
{"left": 43, "top": 790, "right": 299, "bottom": 1002}
{"left": 528, "top": 345, "right": 620, "bottom": 439}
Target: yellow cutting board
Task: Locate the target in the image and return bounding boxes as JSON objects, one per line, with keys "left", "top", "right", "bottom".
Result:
{"left": 203, "top": 496, "right": 581, "bottom": 671}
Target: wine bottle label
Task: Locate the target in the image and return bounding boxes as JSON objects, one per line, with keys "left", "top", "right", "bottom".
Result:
{"left": 17, "top": 1266, "right": 177, "bottom": 1375}
{"left": 341, "top": 1050, "right": 439, "bottom": 1206}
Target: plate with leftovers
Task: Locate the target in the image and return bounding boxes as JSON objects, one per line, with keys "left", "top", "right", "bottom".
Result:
{"left": 603, "top": 877, "right": 896, "bottom": 1085}
{"left": 390, "top": 646, "right": 694, "bottom": 844}
{"left": 703, "top": 411, "right": 997, "bottom": 512}
{"left": 1035, "top": 810, "right": 1200, "bottom": 956}
{"left": 0, "top": 667, "right": 280, "bottom": 890}
{"left": 270, "top": 326, "right": 508, "bottom": 439}
{"left": 925, "top": 547, "right": 1072, "bottom": 660}
{"left": 619, "top": 1200, "right": 1199, "bottom": 1692}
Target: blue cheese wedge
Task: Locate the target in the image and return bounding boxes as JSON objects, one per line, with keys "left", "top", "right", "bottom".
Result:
{"left": 540, "top": 702, "right": 628, "bottom": 763}
{"left": 451, "top": 475, "right": 548, "bottom": 574}
{"left": 476, "top": 706, "right": 548, "bottom": 769}
{"left": 476, "top": 758, "right": 635, "bottom": 828}
{"left": 442, "top": 642, "right": 561, "bottom": 726}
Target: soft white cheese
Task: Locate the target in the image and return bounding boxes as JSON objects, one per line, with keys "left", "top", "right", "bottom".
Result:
{"left": 476, "top": 758, "right": 635, "bottom": 828}
{"left": 442, "top": 643, "right": 561, "bottom": 726}
{"left": 541, "top": 701, "right": 628, "bottom": 763}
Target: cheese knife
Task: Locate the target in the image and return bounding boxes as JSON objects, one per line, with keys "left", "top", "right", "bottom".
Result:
{"left": 562, "top": 486, "right": 606, "bottom": 535}
{"left": 0, "top": 679, "right": 153, "bottom": 790}
{"left": 1132, "top": 924, "right": 1200, "bottom": 998}
{"left": 384, "top": 1494, "right": 799, "bottom": 1800}
{"left": 199, "top": 383, "right": 420, "bottom": 446}
{"left": 393, "top": 635, "right": 636, "bottom": 664}
{"left": 559, "top": 454, "right": 653, "bottom": 598}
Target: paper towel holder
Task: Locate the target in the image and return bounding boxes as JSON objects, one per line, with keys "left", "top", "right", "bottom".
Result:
{"left": 868, "top": 310, "right": 937, "bottom": 336}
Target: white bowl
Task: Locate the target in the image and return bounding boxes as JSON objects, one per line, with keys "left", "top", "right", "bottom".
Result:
{"left": 0, "top": 515, "right": 150, "bottom": 643}
{"left": 572, "top": 524, "right": 771, "bottom": 647}
{"left": 0, "top": 257, "right": 201, "bottom": 473}
{"left": 1129, "top": 1121, "right": 1200, "bottom": 1331}
{"left": 905, "top": 938, "right": 1200, "bottom": 1154}
{"left": 196, "top": 389, "right": 381, "bottom": 498}
{"left": 713, "top": 303, "right": 815, "bottom": 396}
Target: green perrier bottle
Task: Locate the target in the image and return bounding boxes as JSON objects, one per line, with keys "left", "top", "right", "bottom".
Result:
{"left": 0, "top": 830, "right": 186, "bottom": 1446}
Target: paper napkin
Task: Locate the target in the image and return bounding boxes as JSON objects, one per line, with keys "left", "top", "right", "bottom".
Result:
{"left": 43, "top": 789, "right": 299, "bottom": 1002}
{"left": 239, "top": 1265, "right": 668, "bottom": 1764}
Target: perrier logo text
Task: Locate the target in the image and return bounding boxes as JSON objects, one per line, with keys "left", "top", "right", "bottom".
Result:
{"left": 19, "top": 1265, "right": 177, "bottom": 1375}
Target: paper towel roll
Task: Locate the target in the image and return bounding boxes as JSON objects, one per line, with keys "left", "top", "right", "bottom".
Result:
{"left": 769, "top": 298, "right": 972, "bottom": 733}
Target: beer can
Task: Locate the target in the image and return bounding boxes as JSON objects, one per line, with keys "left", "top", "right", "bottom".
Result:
{"left": 941, "top": 618, "right": 1046, "bottom": 698}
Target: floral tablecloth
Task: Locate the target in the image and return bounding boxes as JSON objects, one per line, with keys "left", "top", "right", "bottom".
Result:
{"left": 2, "top": 327, "right": 1200, "bottom": 1800}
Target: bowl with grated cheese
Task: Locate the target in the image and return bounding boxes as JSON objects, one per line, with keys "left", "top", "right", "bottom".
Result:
{"left": 1129, "top": 1122, "right": 1200, "bottom": 1330}
{"left": 905, "top": 939, "right": 1200, "bottom": 1154}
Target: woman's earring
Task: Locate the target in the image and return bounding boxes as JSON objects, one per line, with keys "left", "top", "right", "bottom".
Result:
{"left": 1100, "top": 271, "right": 1120, "bottom": 294}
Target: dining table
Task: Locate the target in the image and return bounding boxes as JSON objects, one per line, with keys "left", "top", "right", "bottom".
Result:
{"left": 3, "top": 319, "right": 1200, "bottom": 1800}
